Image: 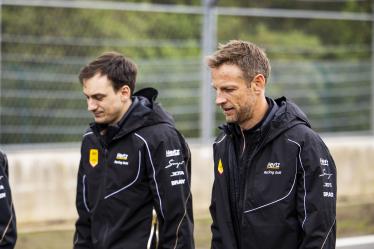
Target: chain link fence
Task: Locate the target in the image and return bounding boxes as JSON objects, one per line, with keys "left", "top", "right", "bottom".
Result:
{"left": 0, "top": 1, "right": 372, "bottom": 144}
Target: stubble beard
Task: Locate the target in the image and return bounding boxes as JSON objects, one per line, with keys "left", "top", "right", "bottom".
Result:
{"left": 235, "top": 105, "right": 252, "bottom": 127}
{"left": 223, "top": 101, "right": 252, "bottom": 126}
{"left": 225, "top": 115, "right": 236, "bottom": 124}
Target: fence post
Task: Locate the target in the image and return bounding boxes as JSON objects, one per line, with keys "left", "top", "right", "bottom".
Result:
{"left": 200, "top": 0, "right": 217, "bottom": 142}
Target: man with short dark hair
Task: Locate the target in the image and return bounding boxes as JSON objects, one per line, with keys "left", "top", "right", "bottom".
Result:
{"left": 73, "top": 52, "right": 194, "bottom": 249}
{"left": 0, "top": 150, "right": 17, "bottom": 249}
{"left": 207, "top": 40, "right": 336, "bottom": 249}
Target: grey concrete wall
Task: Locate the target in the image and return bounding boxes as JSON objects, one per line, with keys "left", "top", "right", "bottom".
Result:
{"left": 7, "top": 149, "right": 79, "bottom": 224}
{"left": 3, "top": 136, "right": 374, "bottom": 226}
{"left": 326, "top": 137, "right": 374, "bottom": 203}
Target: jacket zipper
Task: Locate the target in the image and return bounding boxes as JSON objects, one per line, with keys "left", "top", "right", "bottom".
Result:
{"left": 241, "top": 129, "right": 246, "bottom": 156}
{"left": 240, "top": 129, "right": 271, "bottom": 213}
{"left": 96, "top": 132, "right": 109, "bottom": 201}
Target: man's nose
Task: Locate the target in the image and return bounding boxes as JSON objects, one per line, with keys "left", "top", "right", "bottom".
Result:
{"left": 215, "top": 93, "right": 226, "bottom": 105}
{"left": 87, "top": 99, "right": 97, "bottom": 111}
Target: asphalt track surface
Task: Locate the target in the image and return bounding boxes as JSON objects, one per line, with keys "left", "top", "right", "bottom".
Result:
{"left": 336, "top": 235, "right": 374, "bottom": 249}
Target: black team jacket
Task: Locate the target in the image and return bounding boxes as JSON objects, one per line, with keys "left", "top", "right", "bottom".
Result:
{"left": 210, "top": 97, "right": 336, "bottom": 249}
{"left": 74, "top": 88, "right": 194, "bottom": 249}
{"left": 0, "top": 150, "right": 17, "bottom": 249}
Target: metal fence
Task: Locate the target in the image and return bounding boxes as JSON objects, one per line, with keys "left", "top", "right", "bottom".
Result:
{"left": 0, "top": 0, "right": 372, "bottom": 144}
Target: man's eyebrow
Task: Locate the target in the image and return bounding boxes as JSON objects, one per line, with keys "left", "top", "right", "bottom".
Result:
{"left": 83, "top": 93, "right": 106, "bottom": 98}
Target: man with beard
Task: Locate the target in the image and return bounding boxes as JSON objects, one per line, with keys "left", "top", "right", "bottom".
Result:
{"left": 207, "top": 40, "right": 336, "bottom": 249}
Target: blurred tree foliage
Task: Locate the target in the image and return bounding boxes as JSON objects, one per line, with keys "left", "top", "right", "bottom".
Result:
{"left": 2, "top": 6, "right": 201, "bottom": 59}
{"left": 2, "top": 0, "right": 372, "bottom": 60}
{"left": 0, "top": 0, "right": 372, "bottom": 143}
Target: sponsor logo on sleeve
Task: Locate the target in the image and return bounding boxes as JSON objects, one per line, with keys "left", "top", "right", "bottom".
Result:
{"left": 165, "top": 159, "right": 184, "bottom": 169}
{"left": 319, "top": 158, "right": 334, "bottom": 198}
{"left": 319, "top": 168, "right": 333, "bottom": 179}
{"left": 165, "top": 150, "right": 187, "bottom": 186}
{"left": 323, "top": 191, "right": 334, "bottom": 198}
{"left": 320, "top": 158, "right": 329, "bottom": 167}
{"left": 166, "top": 149, "right": 180, "bottom": 157}
{"left": 170, "top": 171, "right": 185, "bottom": 177}
{"left": 171, "top": 179, "right": 185, "bottom": 186}
{"left": 89, "top": 149, "right": 99, "bottom": 167}
{"left": 323, "top": 182, "right": 333, "bottom": 188}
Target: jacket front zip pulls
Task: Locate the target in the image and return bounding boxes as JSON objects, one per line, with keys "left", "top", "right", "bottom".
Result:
{"left": 243, "top": 127, "right": 271, "bottom": 210}
{"left": 236, "top": 127, "right": 267, "bottom": 227}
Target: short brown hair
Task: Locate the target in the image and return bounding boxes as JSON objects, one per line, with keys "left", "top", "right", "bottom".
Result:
{"left": 207, "top": 40, "right": 270, "bottom": 83}
{"left": 79, "top": 52, "right": 138, "bottom": 94}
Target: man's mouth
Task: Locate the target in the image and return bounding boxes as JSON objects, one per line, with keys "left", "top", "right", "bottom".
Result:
{"left": 222, "top": 107, "right": 234, "bottom": 115}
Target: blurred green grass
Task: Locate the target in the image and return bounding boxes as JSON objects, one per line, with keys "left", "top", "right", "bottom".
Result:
{"left": 16, "top": 230, "right": 73, "bottom": 249}
{"left": 337, "top": 203, "right": 374, "bottom": 237}
{"left": 16, "top": 217, "right": 213, "bottom": 249}
{"left": 16, "top": 204, "right": 374, "bottom": 249}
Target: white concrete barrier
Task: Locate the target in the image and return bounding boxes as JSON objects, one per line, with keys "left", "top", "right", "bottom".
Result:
{"left": 3, "top": 136, "right": 374, "bottom": 226}
{"left": 7, "top": 148, "right": 79, "bottom": 224}
{"left": 325, "top": 136, "right": 374, "bottom": 203}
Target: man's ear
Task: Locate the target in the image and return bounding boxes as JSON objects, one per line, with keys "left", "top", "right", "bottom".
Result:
{"left": 120, "top": 85, "right": 131, "bottom": 101}
{"left": 251, "top": 74, "right": 266, "bottom": 93}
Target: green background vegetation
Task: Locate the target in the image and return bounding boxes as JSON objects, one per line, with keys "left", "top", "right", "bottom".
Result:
{"left": 15, "top": 204, "right": 374, "bottom": 249}
{"left": 0, "top": 0, "right": 372, "bottom": 143}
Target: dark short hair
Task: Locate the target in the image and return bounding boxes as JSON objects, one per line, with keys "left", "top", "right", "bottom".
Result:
{"left": 79, "top": 51, "right": 138, "bottom": 94}
{"left": 207, "top": 40, "right": 270, "bottom": 83}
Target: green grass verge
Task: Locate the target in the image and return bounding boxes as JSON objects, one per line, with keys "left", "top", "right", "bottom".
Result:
{"left": 17, "top": 230, "right": 74, "bottom": 249}
{"left": 16, "top": 203, "right": 374, "bottom": 249}
{"left": 337, "top": 203, "right": 374, "bottom": 237}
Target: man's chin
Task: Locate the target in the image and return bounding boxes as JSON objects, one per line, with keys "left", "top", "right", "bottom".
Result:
{"left": 225, "top": 117, "right": 237, "bottom": 124}
{"left": 94, "top": 118, "right": 106, "bottom": 124}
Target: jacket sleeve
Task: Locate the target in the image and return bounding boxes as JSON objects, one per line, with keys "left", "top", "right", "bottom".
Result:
{"left": 142, "top": 128, "right": 194, "bottom": 249}
{"left": 0, "top": 151, "right": 17, "bottom": 249}
{"left": 73, "top": 154, "right": 93, "bottom": 248}
{"left": 296, "top": 132, "right": 336, "bottom": 249}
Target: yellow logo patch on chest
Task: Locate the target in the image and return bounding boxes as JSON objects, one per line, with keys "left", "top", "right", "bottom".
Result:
{"left": 89, "top": 149, "right": 99, "bottom": 167}
{"left": 218, "top": 159, "right": 224, "bottom": 175}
